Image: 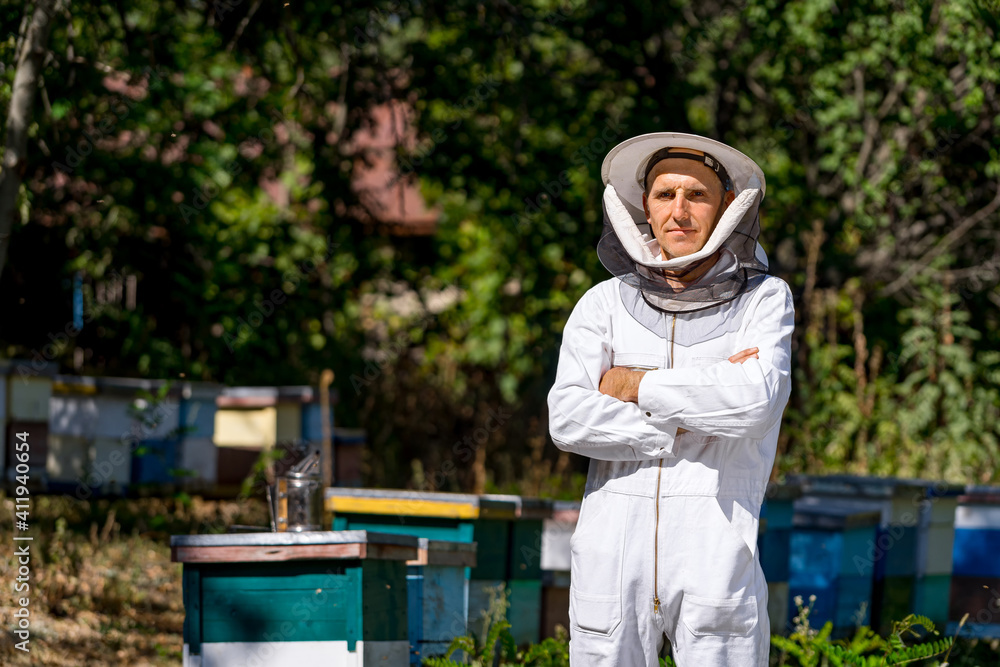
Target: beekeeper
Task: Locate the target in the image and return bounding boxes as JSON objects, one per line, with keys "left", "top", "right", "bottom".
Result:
{"left": 548, "top": 132, "right": 794, "bottom": 666}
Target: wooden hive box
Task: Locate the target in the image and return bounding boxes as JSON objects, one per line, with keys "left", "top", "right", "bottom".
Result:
{"left": 2, "top": 359, "right": 57, "bottom": 486}
{"left": 171, "top": 530, "right": 417, "bottom": 667}
{"left": 46, "top": 433, "right": 91, "bottom": 489}
{"left": 213, "top": 386, "right": 311, "bottom": 492}
{"left": 481, "top": 494, "right": 554, "bottom": 645}
{"left": 48, "top": 376, "right": 99, "bottom": 493}
{"left": 789, "top": 500, "right": 881, "bottom": 636}
{"left": 92, "top": 377, "right": 183, "bottom": 491}
{"left": 539, "top": 501, "right": 579, "bottom": 640}
{"left": 326, "top": 489, "right": 519, "bottom": 643}
{"left": 912, "top": 482, "right": 963, "bottom": 626}
{"left": 8, "top": 369, "right": 54, "bottom": 422}
{"left": 948, "top": 490, "right": 1000, "bottom": 637}
{"left": 759, "top": 482, "right": 802, "bottom": 634}
{"left": 175, "top": 382, "right": 224, "bottom": 491}
{"left": 789, "top": 474, "right": 960, "bottom": 631}
{"left": 406, "top": 538, "right": 477, "bottom": 664}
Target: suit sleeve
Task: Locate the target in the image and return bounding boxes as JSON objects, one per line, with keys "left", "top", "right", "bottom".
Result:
{"left": 636, "top": 278, "right": 794, "bottom": 440}
{"left": 548, "top": 284, "right": 677, "bottom": 461}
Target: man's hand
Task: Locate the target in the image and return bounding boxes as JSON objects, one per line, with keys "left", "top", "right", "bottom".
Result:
{"left": 729, "top": 347, "right": 759, "bottom": 364}
{"left": 599, "top": 366, "right": 645, "bottom": 403}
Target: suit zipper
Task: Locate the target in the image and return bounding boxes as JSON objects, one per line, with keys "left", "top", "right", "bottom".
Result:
{"left": 653, "top": 314, "right": 676, "bottom": 614}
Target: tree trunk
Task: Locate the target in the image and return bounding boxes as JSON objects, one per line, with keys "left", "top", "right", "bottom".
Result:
{"left": 0, "top": 0, "right": 63, "bottom": 281}
{"left": 319, "top": 368, "right": 335, "bottom": 487}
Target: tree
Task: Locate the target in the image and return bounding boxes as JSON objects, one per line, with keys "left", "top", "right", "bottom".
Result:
{"left": 0, "top": 0, "right": 63, "bottom": 280}
{"left": 2, "top": 0, "right": 998, "bottom": 490}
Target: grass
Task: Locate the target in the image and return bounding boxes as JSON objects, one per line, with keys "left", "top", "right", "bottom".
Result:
{"left": 0, "top": 493, "right": 268, "bottom": 666}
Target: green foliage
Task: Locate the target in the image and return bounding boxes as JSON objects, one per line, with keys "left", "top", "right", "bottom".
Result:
{"left": 422, "top": 584, "right": 520, "bottom": 666}
{"left": 774, "top": 598, "right": 954, "bottom": 666}
{"left": 4, "top": 0, "right": 1000, "bottom": 490}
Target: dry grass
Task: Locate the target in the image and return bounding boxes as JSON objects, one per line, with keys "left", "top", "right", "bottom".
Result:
{"left": 0, "top": 493, "right": 268, "bottom": 666}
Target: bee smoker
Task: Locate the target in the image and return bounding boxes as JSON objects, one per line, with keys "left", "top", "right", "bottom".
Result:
{"left": 270, "top": 449, "right": 323, "bottom": 532}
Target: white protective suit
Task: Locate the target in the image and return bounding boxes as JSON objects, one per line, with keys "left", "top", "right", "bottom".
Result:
{"left": 548, "top": 134, "right": 794, "bottom": 666}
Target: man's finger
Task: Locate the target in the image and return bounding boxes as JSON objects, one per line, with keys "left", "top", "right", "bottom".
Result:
{"left": 728, "top": 347, "right": 759, "bottom": 363}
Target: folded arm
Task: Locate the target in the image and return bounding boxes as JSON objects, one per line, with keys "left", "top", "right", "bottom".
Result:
{"left": 635, "top": 280, "right": 794, "bottom": 440}
{"left": 547, "top": 287, "right": 675, "bottom": 461}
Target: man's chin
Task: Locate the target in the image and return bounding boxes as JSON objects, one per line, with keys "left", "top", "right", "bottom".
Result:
{"left": 661, "top": 246, "right": 700, "bottom": 261}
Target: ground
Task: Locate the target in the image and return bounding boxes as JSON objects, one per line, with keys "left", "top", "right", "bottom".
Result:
{"left": 0, "top": 494, "right": 268, "bottom": 666}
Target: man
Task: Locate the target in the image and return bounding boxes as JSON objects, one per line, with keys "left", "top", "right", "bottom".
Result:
{"left": 548, "top": 132, "right": 794, "bottom": 666}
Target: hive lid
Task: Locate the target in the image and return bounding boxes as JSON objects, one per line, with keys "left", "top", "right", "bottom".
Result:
{"left": 324, "top": 487, "right": 518, "bottom": 519}
{"left": 793, "top": 497, "right": 882, "bottom": 530}
{"left": 170, "top": 529, "right": 419, "bottom": 563}
{"left": 481, "top": 493, "right": 554, "bottom": 519}
{"left": 407, "top": 538, "right": 478, "bottom": 567}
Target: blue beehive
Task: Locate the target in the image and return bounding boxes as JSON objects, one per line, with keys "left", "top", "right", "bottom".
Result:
{"left": 949, "top": 489, "right": 1000, "bottom": 638}
{"left": 759, "top": 482, "right": 801, "bottom": 633}
{"left": 789, "top": 474, "right": 963, "bottom": 631}
{"left": 789, "top": 500, "right": 880, "bottom": 634}
{"left": 406, "top": 538, "right": 477, "bottom": 664}
{"left": 131, "top": 437, "right": 180, "bottom": 485}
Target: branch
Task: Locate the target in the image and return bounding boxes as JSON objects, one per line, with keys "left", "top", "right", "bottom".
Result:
{"left": 226, "top": 0, "right": 264, "bottom": 53}
{"left": 881, "top": 182, "right": 1000, "bottom": 297}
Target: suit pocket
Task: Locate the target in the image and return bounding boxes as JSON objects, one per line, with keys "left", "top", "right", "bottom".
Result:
{"left": 611, "top": 352, "right": 665, "bottom": 370}
{"left": 570, "top": 589, "right": 622, "bottom": 636}
{"left": 681, "top": 593, "right": 758, "bottom": 637}
{"left": 569, "top": 490, "right": 629, "bottom": 636}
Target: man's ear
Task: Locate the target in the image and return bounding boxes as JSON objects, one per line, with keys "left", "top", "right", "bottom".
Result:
{"left": 642, "top": 191, "right": 652, "bottom": 223}
{"left": 724, "top": 190, "right": 736, "bottom": 207}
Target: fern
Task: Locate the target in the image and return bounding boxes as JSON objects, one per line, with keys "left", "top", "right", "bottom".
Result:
{"left": 423, "top": 658, "right": 467, "bottom": 667}
{"left": 521, "top": 629, "right": 570, "bottom": 666}
{"left": 772, "top": 599, "right": 954, "bottom": 667}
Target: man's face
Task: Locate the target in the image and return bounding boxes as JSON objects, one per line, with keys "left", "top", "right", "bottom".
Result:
{"left": 642, "top": 155, "right": 735, "bottom": 260}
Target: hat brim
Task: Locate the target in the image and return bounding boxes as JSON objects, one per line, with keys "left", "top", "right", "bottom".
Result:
{"left": 601, "top": 132, "right": 766, "bottom": 226}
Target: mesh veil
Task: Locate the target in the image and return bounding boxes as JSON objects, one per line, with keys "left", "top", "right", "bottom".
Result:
{"left": 596, "top": 188, "right": 769, "bottom": 315}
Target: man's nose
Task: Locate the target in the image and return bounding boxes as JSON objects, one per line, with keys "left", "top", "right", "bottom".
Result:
{"left": 671, "top": 196, "right": 692, "bottom": 222}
